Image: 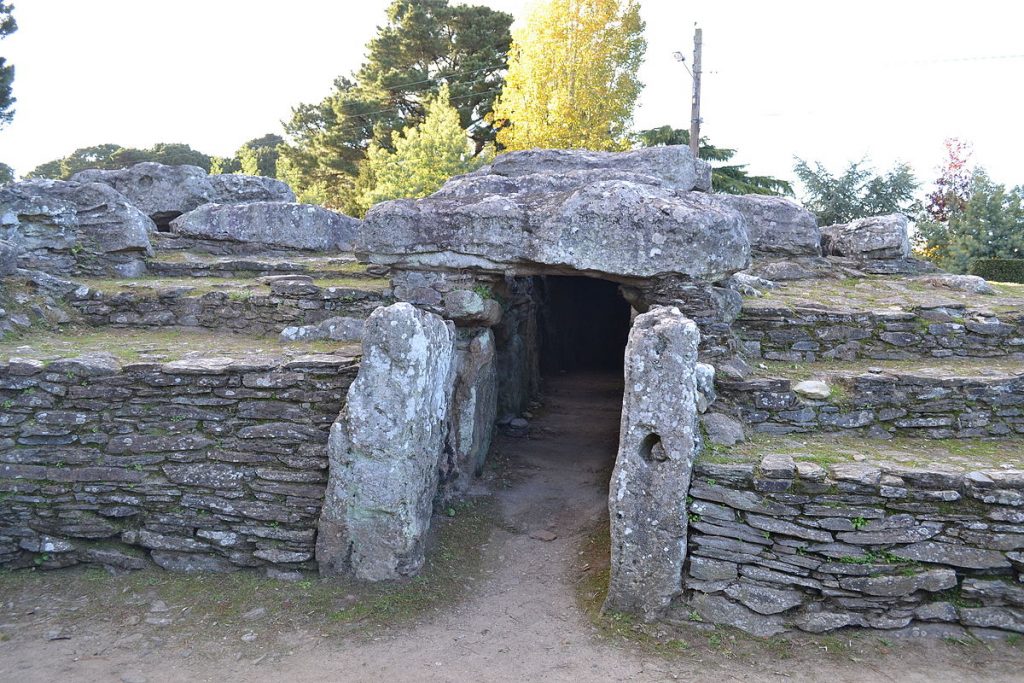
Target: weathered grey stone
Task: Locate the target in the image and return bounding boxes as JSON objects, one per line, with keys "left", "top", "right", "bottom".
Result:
{"left": 0, "top": 238, "right": 18, "bottom": 275}
{"left": 317, "top": 303, "right": 456, "bottom": 580}
{"left": 758, "top": 453, "right": 795, "bottom": 480}
{"left": 280, "top": 316, "right": 364, "bottom": 343}
{"left": 795, "top": 610, "right": 858, "bottom": 633}
{"left": 915, "top": 273, "right": 995, "bottom": 295}
{"left": 690, "top": 484, "right": 799, "bottom": 516}
{"left": 694, "top": 363, "right": 717, "bottom": 413}
{"left": 361, "top": 147, "right": 750, "bottom": 282}
{"left": 150, "top": 551, "right": 237, "bottom": 573}
{"left": 914, "top": 601, "right": 959, "bottom": 622}
{"left": 208, "top": 174, "right": 296, "bottom": 204}
{"left": 689, "top": 593, "right": 788, "bottom": 636}
{"left": 891, "top": 541, "right": 1012, "bottom": 569}
{"left": 839, "top": 569, "right": 957, "bottom": 597}
{"left": 441, "top": 289, "right": 502, "bottom": 326}
{"left": 72, "top": 163, "right": 214, "bottom": 220}
{"left": 606, "top": 307, "right": 701, "bottom": 620}
{"left": 717, "top": 194, "right": 820, "bottom": 257}
{"left": 445, "top": 328, "right": 498, "bottom": 492}
{"left": 701, "top": 412, "right": 745, "bottom": 446}
{"left": 793, "top": 379, "right": 831, "bottom": 400}
{"left": 725, "top": 582, "right": 805, "bottom": 615}
{"left": 0, "top": 179, "right": 154, "bottom": 276}
{"left": 837, "top": 524, "right": 941, "bottom": 545}
{"left": 688, "top": 557, "right": 738, "bottom": 582}
{"left": 961, "top": 579, "right": 1024, "bottom": 607}
{"left": 746, "top": 514, "right": 831, "bottom": 542}
{"left": 959, "top": 607, "right": 1024, "bottom": 633}
{"left": 821, "top": 214, "right": 910, "bottom": 260}
{"left": 171, "top": 202, "right": 359, "bottom": 251}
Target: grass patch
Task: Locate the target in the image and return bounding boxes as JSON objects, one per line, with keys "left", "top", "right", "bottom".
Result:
{"left": 0, "top": 497, "right": 496, "bottom": 641}
{"left": 0, "top": 327, "right": 360, "bottom": 364}
{"left": 714, "top": 433, "right": 1024, "bottom": 469}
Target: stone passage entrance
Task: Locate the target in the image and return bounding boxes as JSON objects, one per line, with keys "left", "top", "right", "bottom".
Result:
{"left": 537, "top": 276, "right": 632, "bottom": 375}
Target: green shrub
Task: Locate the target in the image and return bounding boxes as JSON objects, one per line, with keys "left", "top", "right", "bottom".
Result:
{"left": 969, "top": 258, "right": 1024, "bottom": 283}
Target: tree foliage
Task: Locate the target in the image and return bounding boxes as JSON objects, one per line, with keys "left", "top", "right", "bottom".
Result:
{"left": 916, "top": 171, "right": 1024, "bottom": 273}
{"left": 0, "top": 1, "right": 15, "bottom": 128}
{"left": 924, "top": 138, "right": 973, "bottom": 223}
{"left": 491, "top": 0, "right": 645, "bottom": 152}
{"left": 279, "top": 0, "right": 512, "bottom": 213}
{"left": 27, "top": 143, "right": 213, "bottom": 179}
{"left": 358, "top": 86, "right": 491, "bottom": 211}
{"left": 211, "top": 134, "right": 283, "bottom": 176}
{"left": 635, "top": 126, "right": 791, "bottom": 195}
{"left": 793, "top": 158, "right": 919, "bottom": 226}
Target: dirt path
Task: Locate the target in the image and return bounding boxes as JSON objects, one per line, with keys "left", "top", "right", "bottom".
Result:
{"left": 2, "top": 373, "right": 1022, "bottom": 682}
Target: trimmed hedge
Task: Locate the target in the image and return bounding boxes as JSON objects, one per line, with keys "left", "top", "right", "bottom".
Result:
{"left": 969, "top": 258, "right": 1024, "bottom": 284}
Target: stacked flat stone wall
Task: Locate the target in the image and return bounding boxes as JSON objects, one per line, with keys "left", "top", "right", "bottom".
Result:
{"left": 719, "top": 371, "right": 1024, "bottom": 438}
{"left": 0, "top": 352, "right": 357, "bottom": 574}
{"left": 147, "top": 256, "right": 388, "bottom": 281}
{"left": 680, "top": 455, "right": 1024, "bottom": 636}
{"left": 738, "top": 303, "right": 1024, "bottom": 361}
{"left": 68, "top": 281, "right": 391, "bottom": 336}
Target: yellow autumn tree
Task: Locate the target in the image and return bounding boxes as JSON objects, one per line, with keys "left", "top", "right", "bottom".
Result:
{"left": 492, "top": 0, "right": 646, "bottom": 151}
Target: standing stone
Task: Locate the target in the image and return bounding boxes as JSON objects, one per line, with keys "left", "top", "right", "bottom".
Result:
{"left": 444, "top": 329, "right": 498, "bottom": 494}
{"left": 316, "top": 303, "right": 456, "bottom": 580}
{"left": 605, "top": 306, "right": 702, "bottom": 620}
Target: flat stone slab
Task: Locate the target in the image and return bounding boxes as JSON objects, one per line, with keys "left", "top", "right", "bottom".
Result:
{"left": 361, "top": 147, "right": 751, "bottom": 281}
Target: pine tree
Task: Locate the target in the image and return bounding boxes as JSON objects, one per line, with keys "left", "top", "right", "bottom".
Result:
{"left": 358, "top": 86, "right": 491, "bottom": 211}
{"left": 635, "top": 126, "right": 791, "bottom": 195}
{"left": 491, "top": 0, "right": 645, "bottom": 151}
{"left": 279, "top": 0, "right": 511, "bottom": 213}
{"left": 0, "top": 1, "right": 15, "bottom": 128}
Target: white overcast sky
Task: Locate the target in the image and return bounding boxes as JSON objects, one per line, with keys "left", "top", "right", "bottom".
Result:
{"left": 1, "top": 0, "right": 1022, "bottom": 189}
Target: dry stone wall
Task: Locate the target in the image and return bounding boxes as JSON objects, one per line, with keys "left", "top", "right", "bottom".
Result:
{"left": 0, "top": 352, "right": 357, "bottom": 574}
{"left": 719, "top": 371, "right": 1024, "bottom": 439}
{"left": 69, "top": 281, "right": 390, "bottom": 336}
{"left": 680, "top": 455, "right": 1024, "bottom": 637}
{"left": 738, "top": 303, "right": 1024, "bottom": 362}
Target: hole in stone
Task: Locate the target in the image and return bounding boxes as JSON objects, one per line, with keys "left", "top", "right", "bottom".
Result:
{"left": 150, "top": 211, "right": 182, "bottom": 233}
{"left": 639, "top": 433, "right": 667, "bottom": 462}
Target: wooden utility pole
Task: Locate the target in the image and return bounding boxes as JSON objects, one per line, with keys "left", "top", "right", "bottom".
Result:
{"left": 689, "top": 26, "right": 702, "bottom": 160}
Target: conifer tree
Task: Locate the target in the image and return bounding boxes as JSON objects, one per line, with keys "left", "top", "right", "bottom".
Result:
{"left": 358, "top": 86, "right": 491, "bottom": 210}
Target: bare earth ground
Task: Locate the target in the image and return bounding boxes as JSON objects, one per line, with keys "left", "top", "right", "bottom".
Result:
{"left": 1, "top": 373, "right": 1022, "bottom": 682}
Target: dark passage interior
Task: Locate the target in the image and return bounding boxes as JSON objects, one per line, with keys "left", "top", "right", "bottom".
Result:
{"left": 491, "top": 275, "right": 632, "bottom": 540}
{"left": 537, "top": 276, "right": 633, "bottom": 375}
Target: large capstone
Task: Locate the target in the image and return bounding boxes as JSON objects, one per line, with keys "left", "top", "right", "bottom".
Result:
{"left": 316, "top": 303, "right": 456, "bottom": 580}
{"left": 170, "top": 202, "right": 360, "bottom": 252}
{"left": 73, "top": 163, "right": 216, "bottom": 225}
{"left": 72, "top": 162, "right": 296, "bottom": 227}
{"left": 361, "top": 146, "right": 751, "bottom": 281}
{"left": 0, "top": 179, "right": 154, "bottom": 277}
{"left": 718, "top": 194, "right": 820, "bottom": 257}
{"left": 821, "top": 214, "right": 910, "bottom": 260}
{"left": 605, "top": 306, "right": 702, "bottom": 620}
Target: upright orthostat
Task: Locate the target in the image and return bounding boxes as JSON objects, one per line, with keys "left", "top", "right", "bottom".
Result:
{"left": 605, "top": 306, "right": 703, "bottom": 620}
{"left": 316, "top": 303, "right": 456, "bottom": 580}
